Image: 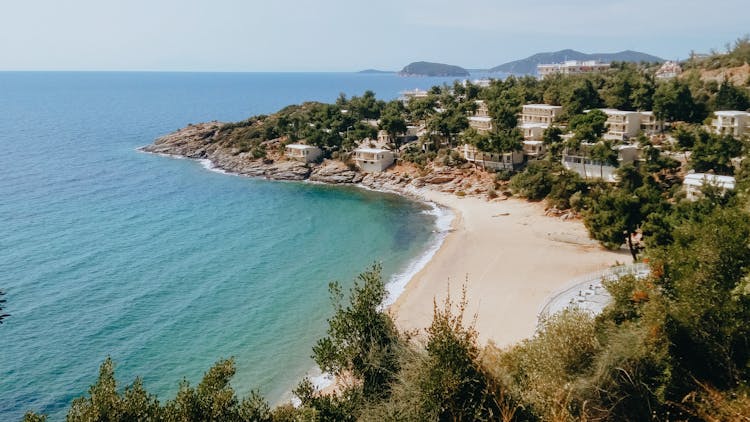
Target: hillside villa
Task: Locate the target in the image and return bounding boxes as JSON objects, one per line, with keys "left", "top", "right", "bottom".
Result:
{"left": 655, "top": 61, "right": 682, "bottom": 80}
{"left": 711, "top": 110, "right": 750, "bottom": 139}
{"left": 683, "top": 172, "right": 736, "bottom": 201}
{"left": 519, "top": 104, "right": 562, "bottom": 125}
{"left": 537, "top": 60, "right": 611, "bottom": 79}
{"left": 354, "top": 147, "right": 395, "bottom": 172}
{"left": 285, "top": 144, "right": 322, "bottom": 163}
{"left": 462, "top": 144, "right": 524, "bottom": 171}
{"left": 562, "top": 143, "right": 640, "bottom": 182}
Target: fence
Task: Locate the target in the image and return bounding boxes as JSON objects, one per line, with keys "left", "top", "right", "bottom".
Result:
{"left": 538, "top": 263, "right": 650, "bottom": 323}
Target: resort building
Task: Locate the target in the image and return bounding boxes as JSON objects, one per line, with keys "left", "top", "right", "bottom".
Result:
{"left": 683, "top": 173, "right": 736, "bottom": 201}
{"left": 474, "top": 100, "right": 490, "bottom": 117}
{"left": 639, "top": 111, "right": 665, "bottom": 135}
{"left": 469, "top": 116, "right": 493, "bottom": 132}
{"left": 522, "top": 140, "right": 546, "bottom": 160}
{"left": 562, "top": 143, "right": 640, "bottom": 182}
{"left": 537, "top": 60, "right": 611, "bottom": 79}
{"left": 353, "top": 148, "right": 395, "bottom": 172}
{"left": 468, "top": 100, "right": 493, "bottom": 132}
{"left": 599, "top": 109, "right": 642, "bottom": 141}
{"left": 519, "top": 122, "right": 547, "bottom": 141}
{"left": 711, "top": 110, "right": 750, "bottom": 139}
{"left": 285, "top": 144, "right": 322, "bottom": 163}
{"left": 400, "top": 88, "right": 429, "bottom": 103}
{"left": 462, "top": 144, "right": 523, "bottom": 171}
{"left": 519, "top": 104, "right": 562, "bottom": 126}
{"left": 655, "top": 61, "right": 682, "bottom": 80}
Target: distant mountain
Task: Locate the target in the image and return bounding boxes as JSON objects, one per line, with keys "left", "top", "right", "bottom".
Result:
{"left": 358, "top": 69, "right": 395, "bottom": 74}
{"left": 489, "top": 49, "right": 664, "bottom": 75}
{"left": 399, "top": 61, "right": 470, "bottom": 77}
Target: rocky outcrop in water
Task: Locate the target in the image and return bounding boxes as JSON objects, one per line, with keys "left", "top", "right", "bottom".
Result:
{"left": 141, "top": 122, "right": 499, "bottom": 199}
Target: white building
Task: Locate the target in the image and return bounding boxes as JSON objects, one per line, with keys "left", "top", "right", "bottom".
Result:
{"left": 353, "top": 148, "right": 395, "bottom": 172}
{"left": 285, "top": 144, "right": 322, "bottom": 163}
{"left": 474, "top": 100, "right": 490, "bottom": 117}
{"left": 599, "top": 109, "right": 642, "bottom": 141}
{"left": 562, "top": 143, "right": 640, "bottom": 182}
{"left": 639, "top": 111, "right": 665, "bottom": 135}
{"left": 655, "top": 61, "right": 682, "bottom": 80}
{"left": 523, "top": 140, "right": 546, "bottom": 160}
{"left": 519, "top": 104, "right": 562, "bottom": 126}
{"left": 468, "top": 100, "right": 493, "bottom": 132}
{"left": 683, "top": 173, "right": 736, "bottom": 201}
{"left": 519, "top": 123, "right": 547, "bottom": 141}
{"left": 537, "top": 60, "right": 611, "bottom": 79}
{"left": 400, "top": 88, "right": 429, "bottom": 103}
{"left": 462, "top": 144, "right": 523, "bottom": 170}
{"left": 711, "top": 111, "right": 750, "bottom": 139}
{"left": 469, "top": 116, "right": 493, "bottom": 132}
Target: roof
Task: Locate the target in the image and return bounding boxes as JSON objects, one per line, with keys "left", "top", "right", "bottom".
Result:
{"left": 520, "top": 122, "right": 549, "bottom": 129}
{"left": 355, "top": 148, "right": 393, "bottom": 154}
{"left": 469, "top": 116, "right": 493, "bottom": 122}
{"left": 523, "top": 140, "right": 544, "bottom": 145}
{"left": 599, "top": 108, "right": 640, "bottom": 116}
{"left": 683, "top": 173, "right": 735, "bottom": 189}
{"left": 523, "top": 104, "right": 562, "bottom": 110}
{"left": 286, "top": 144, "right": 320, "bottom": 150}
{"left": 714, "top": 110, "right": 750, "bottom": 117}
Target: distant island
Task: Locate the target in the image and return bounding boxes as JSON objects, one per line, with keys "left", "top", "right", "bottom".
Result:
{"left": 489, "top": 49, "right": 664, "bottom": 75}
{"left": 398, "top": 61, "right": 470, "bottom": 77}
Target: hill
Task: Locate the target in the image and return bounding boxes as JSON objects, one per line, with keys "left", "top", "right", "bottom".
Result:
{"left": 490, "top": 49, "right": 664, "bottom": 75}
{"left": 399, "top": 61, "right": 470, "bottom": 77}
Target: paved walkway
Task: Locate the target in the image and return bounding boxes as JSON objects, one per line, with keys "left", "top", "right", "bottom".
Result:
{"left": 538, "top": 263, "right": 650, "bottom": 323}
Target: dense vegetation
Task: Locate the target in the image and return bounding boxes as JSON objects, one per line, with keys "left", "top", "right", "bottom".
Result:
{"left": 13, "top": 38, "right": 750, "bottom": 421}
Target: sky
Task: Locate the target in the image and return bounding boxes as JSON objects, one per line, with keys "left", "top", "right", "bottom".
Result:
{"left": 1, "top": 0, "right": 747, "bottom": 72}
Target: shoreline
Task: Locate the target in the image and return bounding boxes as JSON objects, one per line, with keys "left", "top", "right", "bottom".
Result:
{"left": 139, "top": 143, "right": 625, "bottom": 391}
{"left": 389, "top": 191, "right": 627, "bottom": 348}
{"left": 138, "top": 146, "right": 459, "bottom": 396}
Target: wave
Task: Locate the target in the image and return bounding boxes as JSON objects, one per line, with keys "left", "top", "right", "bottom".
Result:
{"left": 382, "top": 201, "right": 454, "bottom": 307}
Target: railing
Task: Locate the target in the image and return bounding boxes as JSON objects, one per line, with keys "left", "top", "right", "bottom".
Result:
{"left": 538, "top": 263, "right": 650, "bottom": 322}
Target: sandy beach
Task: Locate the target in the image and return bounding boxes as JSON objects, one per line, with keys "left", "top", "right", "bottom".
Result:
{"left": 390, "top": 191, "right": 628, "bottom": 348}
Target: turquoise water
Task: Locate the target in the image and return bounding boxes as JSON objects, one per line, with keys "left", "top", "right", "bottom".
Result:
{"left": 0, "top": 72, "right": 456, "bottom": 420}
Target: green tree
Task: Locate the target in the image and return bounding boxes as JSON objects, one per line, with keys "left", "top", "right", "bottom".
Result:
{"left": 689, "top": 130, "right": 743, "bottom": 174}
{"left": 348, "top": 91, "right": 385, "bottom": 120}
{"left": 584, "top": 166, "right": 667, "bottom": 260}
{"left": 650, "top": 207, "right": 750, "bottom": 397}
{"left": 541, "top": 126, "right": 564, "bottom": 161}
{"left": 66, "top": 357, "right": 161, "bottom": 422}
{"left": 312, "top": 263, "right": 401, "bottom": 399}
{"left": 378, "top": 101, "right": 407, "bottom": 146}
{"left": 713, "top": 78, "right": 750, "bottom": 111}
{"left": 589, "top": 140, "right": 619, "bottom": 179}
{"left": 562, "top": 78, "right": 601, "bottom": 118}
{"left": 653, "top": 79, "right": 701, "bottom": 122}
{"left": 566, "top": 109, "right": 608, "bottom": 179}
{"left": 418, "top": 288, "right": 501, "bottom": 421}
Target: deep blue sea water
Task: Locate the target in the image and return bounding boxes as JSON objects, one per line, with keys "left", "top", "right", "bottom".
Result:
{"left": 0, "top": 72, "right": 457, "bottom": 420}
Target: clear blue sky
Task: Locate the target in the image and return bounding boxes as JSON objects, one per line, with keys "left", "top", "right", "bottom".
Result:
{"left": 1, "top": 0, "right": 747, "bottom": 71}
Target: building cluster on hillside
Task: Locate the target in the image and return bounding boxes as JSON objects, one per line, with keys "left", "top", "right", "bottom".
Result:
{"left": 537, "top": 60, "right": 611, "bottom": 79}
{"left": 655, "top": 61, "right": 682, "bottom": 80}
{"left": 286, "top": 80, "right": 748, "bottom": 201}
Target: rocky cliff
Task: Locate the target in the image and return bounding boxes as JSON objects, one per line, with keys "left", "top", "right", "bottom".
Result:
{"left": 141, "top": 122, "right": 499, "bottom": 199}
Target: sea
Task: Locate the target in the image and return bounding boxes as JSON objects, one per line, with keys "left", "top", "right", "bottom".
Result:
{"left": 0, "top": 72, "right": 459, "bottom": 420}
